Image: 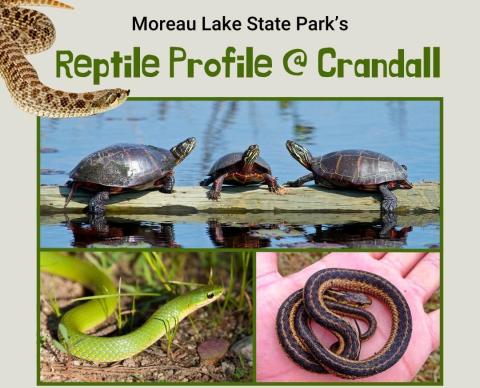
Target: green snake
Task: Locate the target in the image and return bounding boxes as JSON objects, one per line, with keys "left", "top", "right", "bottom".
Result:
{"left": 40, "top": 252, "right": 224, "bottom": 363}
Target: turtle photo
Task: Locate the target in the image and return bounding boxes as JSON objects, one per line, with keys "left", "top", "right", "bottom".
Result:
{"left": 64, "top": 138, "right": 197, "bottom": 214}
{"left": 285, "top": 140, "right": 412, "bottom": 212}
{"left": 200, "top": 144, "right": 283, "bottom": 200}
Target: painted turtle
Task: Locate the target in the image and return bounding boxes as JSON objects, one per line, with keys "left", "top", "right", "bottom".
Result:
{"left": 65, "top": 138, "right": 197, "bottom": 213}
{"left": 200, "top": 144, "right": 282, "bottom": 200}
{"left": 285, "top": 140, "right": 412, "bottom": 212}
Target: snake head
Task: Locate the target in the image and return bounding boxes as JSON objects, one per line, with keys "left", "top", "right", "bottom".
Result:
{"left": 91, "top": 88, "right": 130, "bottom": 113}
{"left": 180, "top": 285, "right": 224, "bottom": 317}
{"left": 324, "top": 289, "right": 372, "bottom": 307}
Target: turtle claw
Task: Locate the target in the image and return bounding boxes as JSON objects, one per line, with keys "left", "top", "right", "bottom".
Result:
{"left": 284, "top": 180, "right": 300, "bottom": 187}
{"left": 159, "top": 187, "right": 174, "bottom": 194}
{"left": 207, "top": 190, "right": 221, "bottom": 201}
{"left": 270, "top": 185, "right": 287, "bottom": 195}
{"left": 265, "top": 176, "right": 286, "bottom": 195}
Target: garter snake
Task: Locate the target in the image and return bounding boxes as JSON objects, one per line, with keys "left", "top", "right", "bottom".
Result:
{"left": 276, "top": 268, "right": 412, "bottom": 379}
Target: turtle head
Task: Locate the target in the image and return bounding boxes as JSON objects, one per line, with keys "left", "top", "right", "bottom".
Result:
{"left": 286, "top": 140, "right": 313, "bottom": 169}
{"left": 242, "top": 144, "right": 260, "bottom": 165}
{"left": 170, "top": 137, "right": 197, "bottom": 162}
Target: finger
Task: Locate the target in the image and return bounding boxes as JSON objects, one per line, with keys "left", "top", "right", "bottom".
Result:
{"left": 427, "top": 309, "right": 440, "bottom": 351}
{"left": 380, "top": 252, "right": 428, "bottom": 277}
{"left": 405, "top": 253, "right": 440, "bottom": 303}
{"left": 256, "top": 252, "right": 280, "bottom": 279}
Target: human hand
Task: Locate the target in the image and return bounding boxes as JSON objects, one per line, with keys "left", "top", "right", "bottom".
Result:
{"left": 256, "top": 252, "right": 440, "bottom": 382}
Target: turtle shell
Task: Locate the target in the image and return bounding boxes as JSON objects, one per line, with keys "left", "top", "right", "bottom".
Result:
{"left": 70, "top": 144, "right": 176, "bottom": 188}
{"left": 208, "top": 152, "right": 272, "bottom": 176}
{"left": 311, "top": 150, "right": 408, "bottom": 185}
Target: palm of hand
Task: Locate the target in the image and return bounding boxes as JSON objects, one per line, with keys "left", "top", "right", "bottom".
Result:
{"left": 256, "top": 252, "right": 440, "bottom": 382}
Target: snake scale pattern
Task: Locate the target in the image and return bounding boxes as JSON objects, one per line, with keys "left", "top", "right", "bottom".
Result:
{"left": 0, "top": 0, "right": 129, "bottom": 117}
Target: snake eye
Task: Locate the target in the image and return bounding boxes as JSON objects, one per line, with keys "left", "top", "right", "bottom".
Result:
{"left": 207, "top": 292, "right": 215, "bottom": 299}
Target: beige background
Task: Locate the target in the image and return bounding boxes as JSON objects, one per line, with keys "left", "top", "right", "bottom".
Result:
{"left": 0, "top": 0, "right": 478, "bottom": 386}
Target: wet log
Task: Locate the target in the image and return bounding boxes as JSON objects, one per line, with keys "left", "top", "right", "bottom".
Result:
{"left": 41, "top": 212, "right": 439, "bottom": 228}
{"left": 40, "top": 182, "right": 440, "bottom": 215}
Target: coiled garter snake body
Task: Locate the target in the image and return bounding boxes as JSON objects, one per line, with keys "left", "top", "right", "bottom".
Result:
{"left": 276, "top": 268, "right": 412, "bottom": 379}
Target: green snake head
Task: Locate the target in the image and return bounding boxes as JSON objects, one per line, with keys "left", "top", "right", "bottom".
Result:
{"left": 181, "top": 285, "right": 224, "bottom": 315}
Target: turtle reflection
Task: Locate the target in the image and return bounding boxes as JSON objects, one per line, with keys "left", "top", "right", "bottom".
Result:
{"left": 207, "top": 220, "right": 272, "bottom": 248}
{"left": 206, "top": 216, "right": 412, "bottom": 249}
{"left": 65, "top": 216, "right": 179, "bottom": 248}
{"left": 304, "top": 219, "right": 412, "bottom": 249}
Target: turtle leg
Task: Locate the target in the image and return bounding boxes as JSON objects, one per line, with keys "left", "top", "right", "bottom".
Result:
{"left": 285, "top": 173, "right": 315, "bottom": 187}
{"left": 262, "top": 174, "right": 282, "bottom": 194}
{"left": 88, "top": 191, "right": 110, "bottom": 214}
{"left": 159, "top": 174, "right": 175, "bottom": 194}
{"left": 199, "top": 176, "right": 215, "bottom": 187}
{"left": 207, "top": 174, "right": 227, "bottom": 200}
{"left": 378, "top": 184, "right": 398, "bottom": 213}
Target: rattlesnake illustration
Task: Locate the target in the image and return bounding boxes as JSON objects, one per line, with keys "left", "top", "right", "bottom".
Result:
{"left": 0, "top": 0, "right": 129, "bottom": 117}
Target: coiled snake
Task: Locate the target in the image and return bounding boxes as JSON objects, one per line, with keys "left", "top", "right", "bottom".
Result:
{"left": 0, "top": 0, "right": 129, "bottom": 117}
{"left": 276, "top": 268, "right": 412, "bottom": 378}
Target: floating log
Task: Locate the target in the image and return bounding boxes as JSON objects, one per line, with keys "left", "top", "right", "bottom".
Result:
{"left": 40, "top": 182, "right": 440, "bottom": 215}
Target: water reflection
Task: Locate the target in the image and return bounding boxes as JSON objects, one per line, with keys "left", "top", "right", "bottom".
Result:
{"left": 53, "top": 214, "right": 416, "bottom": 249}
{"left": 207, "top": 219, "right": 272, "bottom": 248}
{"left": 278, "top": 101, "right": 316, "bottom": 144}
{"left": 65, "top": 216, "right": 179, "bottom": 248}
{"left": 386, "top": 101, "right": 408, "bottom": 138}
{"left": 158, "top": 101, "right": 169, "bottom": 121}
{"left": 201, "top": 102, "right": 239, "bottom": 172}
{"left": 303, "top": 222, "right": 412, "bottom": 249}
